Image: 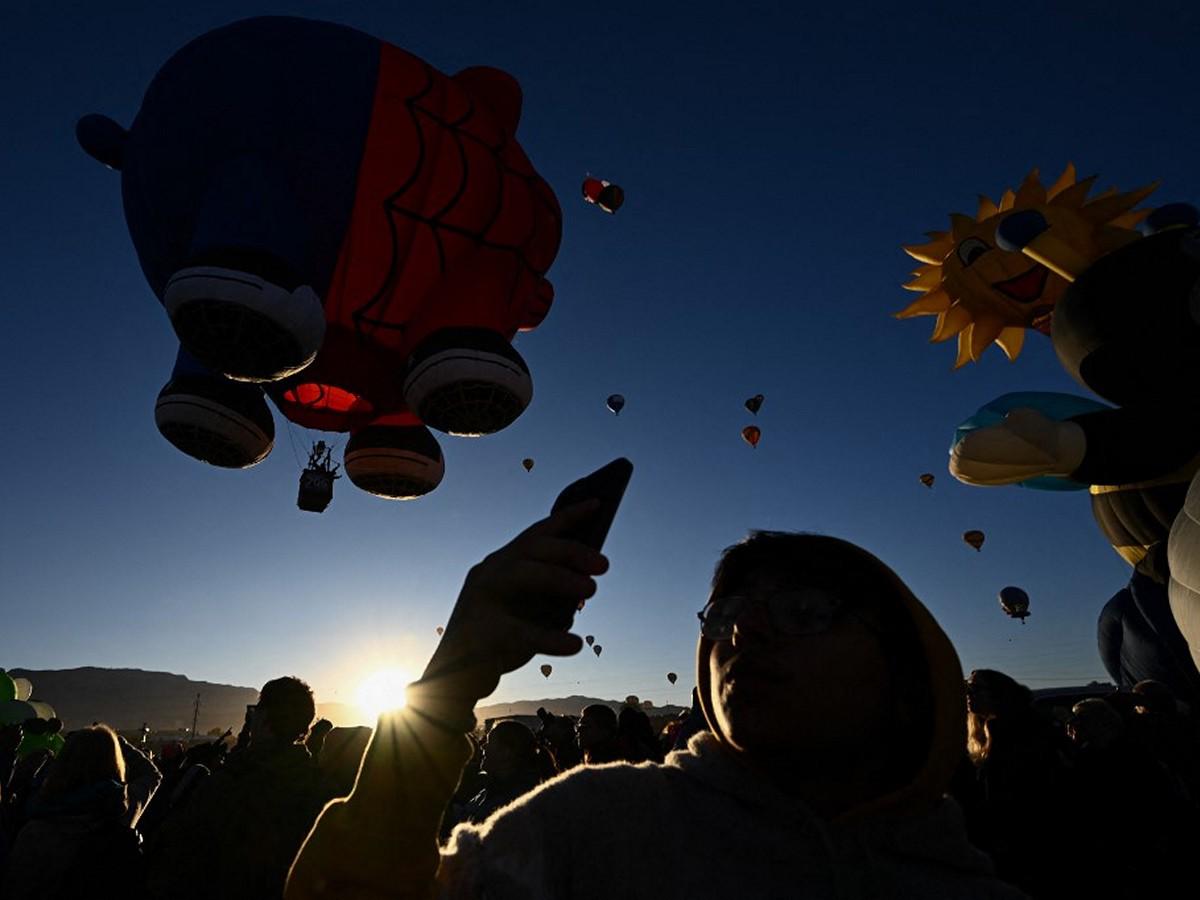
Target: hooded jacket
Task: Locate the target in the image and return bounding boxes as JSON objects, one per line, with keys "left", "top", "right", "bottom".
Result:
{"left": 1, "top": 779, "right": 144, "bottom": 899}
{"left": 435, "top": 537, "right": 1026, "bottom": 899}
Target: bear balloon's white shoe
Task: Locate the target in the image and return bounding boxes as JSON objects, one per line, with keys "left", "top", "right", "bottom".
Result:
{"left": 164, "top": 266, "right": 325, "bottom": 383}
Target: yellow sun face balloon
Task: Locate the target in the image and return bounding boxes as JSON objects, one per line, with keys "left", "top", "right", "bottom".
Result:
{"left": 897, "top": 164, "right": 1156, "bottom": 367}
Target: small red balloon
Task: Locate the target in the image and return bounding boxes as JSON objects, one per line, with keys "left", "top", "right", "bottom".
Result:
{"left": 742, "top": 425, "right": 762, "bottom": 448}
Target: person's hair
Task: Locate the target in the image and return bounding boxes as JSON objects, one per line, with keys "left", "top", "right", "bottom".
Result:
{"left": 258, "top": 676, "right": 316, "bottom": 743}
{"left": 487, "top": 720, "right": 538, "bottom": 761}
{"left": 965, "top": 669, "right": 1034, "bottom": 719}
{"left": 38, "top": 725, "right": 126, "bottom": 806}
{"left": 580, "top": 704, "right": 617, "bottom": 732}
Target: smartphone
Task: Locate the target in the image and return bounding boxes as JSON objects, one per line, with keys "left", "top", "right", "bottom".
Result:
{"left": 550, "top": 457, "right": 633, "bottom": 551}
{"left": 518, "top": 458, "right": 633, "bottom": 629}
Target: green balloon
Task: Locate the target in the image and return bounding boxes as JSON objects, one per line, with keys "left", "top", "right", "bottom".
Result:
{"left": 0, "top": 670, "right": 16, "bottom": 703}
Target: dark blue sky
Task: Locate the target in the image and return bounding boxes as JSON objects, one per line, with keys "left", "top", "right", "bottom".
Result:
{"left": 3, "top": 1, "right": 1198, "bottom": 710}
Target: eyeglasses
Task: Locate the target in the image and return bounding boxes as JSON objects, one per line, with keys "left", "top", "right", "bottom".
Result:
{"left": 696, "top": 588, "right": 845, "bottom": 641}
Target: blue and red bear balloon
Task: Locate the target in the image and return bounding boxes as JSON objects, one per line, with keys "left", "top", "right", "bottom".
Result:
{"left": 78, "top": 17, "right": 562, "bottom": 502}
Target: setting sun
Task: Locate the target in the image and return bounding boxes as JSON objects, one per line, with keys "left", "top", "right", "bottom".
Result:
{"left": 355, "top": 668, "right": 413, "bottom": 721}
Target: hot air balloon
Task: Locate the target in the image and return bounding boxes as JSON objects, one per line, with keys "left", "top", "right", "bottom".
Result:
{"left": 435, "top": 626, "right": 444, "bottom": 636}
{"left": 593, "top": 645, "right": 603, "bottom": 657}
{"left": 77, "top": 17, "right": 563, "bottom": 505}
{"left": 667, "top": 672, "right": 677, "bottom": 685}
{"left": 625, "top": 695, "right": 639, "bottom": 707}
{"left": 522, "top": 458, "right": 534, "bottom": 472}
{"left": 0, "top": 671, "right": 15, "bottom": 703}
{"left": 540, "top": 664, "right": 552, "bottom": 678}
{"left": 742, "top": 425, "right": 762, "bottom": 449}
{"left": 585, "top": 635, "right": 595, "bottom": 646}
{"left": 12, "top": 678, "right": 33, "bottom": 702}
{"left": 964, "top": 530, "right": 986, "bottom": 551}
{"left": 745, "top": 394, "right": 764, "bottom": 415}
{"left": 606, "top": 394, "right": 625, "bottom": 415}
{"left": 999, "top": 586, "right": 1031, "bottom": 623}
{"left": 582, "top": 177, "right": 624, "bottom": 214}
{"left": 919, "top": 473, "right": 935, "bottom": 489}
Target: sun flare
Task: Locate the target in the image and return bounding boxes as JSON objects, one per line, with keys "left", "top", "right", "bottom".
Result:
{"left": 355, "top": 668, "right": 413, "bottom": 721}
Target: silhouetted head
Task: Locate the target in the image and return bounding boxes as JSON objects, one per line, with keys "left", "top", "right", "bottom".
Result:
{"left": 38, "top": 724, "right": 127, "bottom": 814}
{"left": 1132, "top": 679, "right": 1176, "bottom": 717}
{"left": 965, "top": 669, "right": 1034, "bottom": 719}
{"left": 1069, "top": 698, "right": 1125, "bottom": 750}
{"left": 697, "top": 531, "right": 964, "bottom": 820}
{"left": 254, "top": 676, "right": 316, "bottom": 744}
{"left": 576, "top": 704, "right": 618, "bottom": 752}
{"left": 482, "top": 720, "right": 538, "bottom": 781}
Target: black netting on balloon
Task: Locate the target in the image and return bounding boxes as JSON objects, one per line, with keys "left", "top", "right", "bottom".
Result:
{"left": 159, "top": 421, "right": 262, "bottom": 468}
{"left": 350, "top": 63, "right": 560, "bottom": 338}
{"left": 172, "top": 300, "right": 307, "bottom": 381}
{"left": 349, "top": 473, "right": 438, "bottom": 500}
{"left": 417, "top": 379, "right": 526, "bottom": 436}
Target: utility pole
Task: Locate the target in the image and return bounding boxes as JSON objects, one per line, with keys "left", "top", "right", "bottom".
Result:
{"left": 191, "top": 692, "right": 201, "bottom": 742}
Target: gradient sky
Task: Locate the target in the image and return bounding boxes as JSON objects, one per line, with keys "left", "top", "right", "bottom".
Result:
{"left": 3, "top": 1, "right": 1199, "bottom": 715}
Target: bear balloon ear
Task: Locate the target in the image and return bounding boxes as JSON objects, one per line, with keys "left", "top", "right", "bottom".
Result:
{"left": 76, "top": 114, "right": 127, "bottom": 170}
{"left": 453, "top": 67, "right": 522, "bottom": 134}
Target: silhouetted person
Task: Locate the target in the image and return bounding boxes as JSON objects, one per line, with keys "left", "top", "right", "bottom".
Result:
{"left": 669, "top": 687, "right": 708, "bottom": 752}
{"left": 2, "top": 725, "right": 149, "bottom": 898}
{"left": 305, "top": 718, "right": 334, "bottom": 761}
{"left": 446, "top": 721, "right": 546, "bottom": 829}
{"left": 954, "top": 669, "right": 1081, "bottom": 898}
{"left": 146, "top": 676, "right": 330, "bottom": 900}
{"left": 1068, "top": 697, "right": 1199, "bottom": 898}
{"left": 289, "top": 510, "right": 1027, "bottom": 899}
{"left": 1130, "top": 679, "right": 1199, "bottom": 796}
{"left": 536, "top": 710, "right": 580, "bottom": 770}
{"left": 618, "top": 704, "right": 662, "bottom": 763}
{"left": 575, "top": 704, "right": 621, "bottom": 764}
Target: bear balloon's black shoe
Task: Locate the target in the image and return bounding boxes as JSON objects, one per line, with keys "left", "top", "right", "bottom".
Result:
{"left": 155, "top": 375, "right": 274, "bottom": 468}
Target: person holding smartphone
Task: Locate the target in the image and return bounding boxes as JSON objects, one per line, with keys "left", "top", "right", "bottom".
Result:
{"left": 287, "top": 465, "right": 1027, "bottom": 899}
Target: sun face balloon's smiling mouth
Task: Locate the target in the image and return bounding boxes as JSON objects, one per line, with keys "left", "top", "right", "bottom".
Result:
{"left": 992, "top": 265, "right": 1048, "bottom": 304}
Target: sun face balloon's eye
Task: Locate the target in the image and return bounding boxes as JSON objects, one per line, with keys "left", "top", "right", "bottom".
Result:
{"left": 956, "top": 237, "right": 991, "bottom": 267}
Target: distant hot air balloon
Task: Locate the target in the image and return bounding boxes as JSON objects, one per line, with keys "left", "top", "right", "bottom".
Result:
{"left": 540, "top": 664, "right": 553, "bottom": 678}
{"left": 667, "top": 672, "right": 677, "bottom": 685}
{"left": 745, "top": 394, "right": 764, "bottom": 415}
{"left": 963, "top": 530, "right": 986, "bottom": 551}
{"left": 920, "top": 473, "right": 935, "bottom": 489}
{"left": 435, "top": 626, "right": 444, "bottom": 636}
{"left": 593, "top": 645, "right": 603, "bottom": 657}
{"left": 12, "top": 678, "right": 33, "bottom": 702}
{"left": 582, "top": 177, "right": 624, "bottom": 214}
{"left": 742, "top": 425, "right": 762, "bottom": 449}
{"left": 585, "top": 635, "right": 595, "bottom": 646}
{"left": 606, "top": 394, "right": 625, "bottom": 415}
{"left": 999, "top": 586, "right": 1031, "bottom": 623}
{"left": 522, "top": 458, "right": 534, "bottom": 472}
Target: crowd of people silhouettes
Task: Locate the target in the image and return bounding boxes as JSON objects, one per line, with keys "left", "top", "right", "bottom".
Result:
{"left": 4, "top": 507, "right": 1200, "bottom": 898}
